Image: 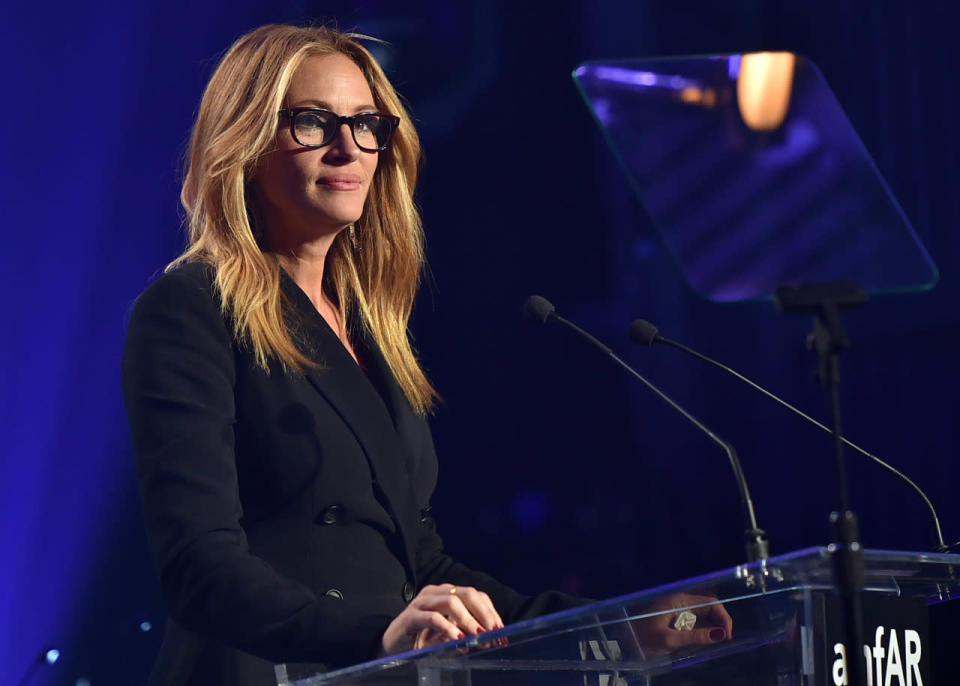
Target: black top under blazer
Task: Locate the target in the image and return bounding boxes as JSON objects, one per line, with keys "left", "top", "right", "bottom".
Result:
{"left": 122, "top": 262, "right": 579, "bottom": 686}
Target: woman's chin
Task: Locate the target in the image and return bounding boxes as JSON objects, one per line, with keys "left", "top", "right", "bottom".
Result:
{"left": 311, "top": 209, "right": 363, "bottom": 231}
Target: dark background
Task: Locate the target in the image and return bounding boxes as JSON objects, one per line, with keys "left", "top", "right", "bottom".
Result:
{"left": 1, "top": 1, "right": 957, "bottom": 683}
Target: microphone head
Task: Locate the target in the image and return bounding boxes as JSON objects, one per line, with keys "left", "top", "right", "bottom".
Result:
{"left": 628, "top": 319, "right": 660, "bottom": 346}
{"left": 523, "top": 295, "right": 556, "bottom": 324}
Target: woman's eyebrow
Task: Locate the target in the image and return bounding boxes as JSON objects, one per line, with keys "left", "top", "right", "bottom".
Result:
{"left": 290, "top": 99, "right": 379, "bottom": 113}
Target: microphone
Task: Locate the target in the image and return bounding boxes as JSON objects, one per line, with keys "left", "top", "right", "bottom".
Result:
{"left": 524, "top": 295, "right": 555, "bottom": 324}
{"left": 629, "top": 319, "right": 953, "bottom": 553}
{"left": 524, "top": 295, "right": 770, "bottom": 562}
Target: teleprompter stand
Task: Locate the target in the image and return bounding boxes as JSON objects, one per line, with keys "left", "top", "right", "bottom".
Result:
{"left": 776, "top": 280, "right": 869, "bottom": 686}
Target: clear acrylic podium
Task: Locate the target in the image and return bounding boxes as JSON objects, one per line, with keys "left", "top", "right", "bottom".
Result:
{"left": 276, "top": 547, "right": 958, "bottom": 686}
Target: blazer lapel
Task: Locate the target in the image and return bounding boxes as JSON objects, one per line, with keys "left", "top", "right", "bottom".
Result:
{"left": 280, "top": 273, "right": 421, "bottom": 576}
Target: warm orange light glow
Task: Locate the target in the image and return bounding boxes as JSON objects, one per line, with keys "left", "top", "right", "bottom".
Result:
{"left": 679, "top": 86, "right": 717, "bottom": 108}
{"left": 737, "top": 52, "right": 796, "bottom": 131}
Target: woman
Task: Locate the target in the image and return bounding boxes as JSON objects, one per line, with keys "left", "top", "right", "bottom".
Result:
{"left": 122, "top": 23, "right": 587, "bottom": 686}
{"left": 122, "top": 22, "right": 731, "bottom": 686}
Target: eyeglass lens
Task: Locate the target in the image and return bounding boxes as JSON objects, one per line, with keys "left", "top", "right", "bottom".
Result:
{"left": 292, "top": 110, "right": 392, "bottom": 150}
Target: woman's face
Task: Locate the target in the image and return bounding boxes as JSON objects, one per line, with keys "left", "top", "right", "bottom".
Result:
{"left": 253, "top": 53, "right": 380, "bottom": 247}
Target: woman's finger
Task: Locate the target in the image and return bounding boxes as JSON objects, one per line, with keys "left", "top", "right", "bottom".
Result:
{"left": 704, "top": 600, "right": 733, "bottom": 637}
{"left": 414, "top": 609, "right": 463, "bottom": 643}
{"left": 668, "top": 593, "right": 733, "bottom": 638}
{"left": 418, "top": 593, "right": 482, "bottom": 634}
{"left": 414, "top": 627, "right": 447, "bottom": 650}
{"left": 447, "top": 585, "right": 503, "bottom": 631}
{"left": 667, "top": 625, "right": 728, "bottom": 650}
{"left": 417, "top": 585, "right": 503, "bottom": 633}
{"left": 382, "top": 605, "right": 462, "bottom": 655}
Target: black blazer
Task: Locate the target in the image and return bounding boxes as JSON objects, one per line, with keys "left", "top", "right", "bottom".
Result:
{"left": 122, "top": 262, "right": 579, "bottom": 686}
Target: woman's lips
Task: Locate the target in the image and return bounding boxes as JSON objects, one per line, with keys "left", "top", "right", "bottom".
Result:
{"left": 317, "top": 175, "right": 362, "bottom": 190}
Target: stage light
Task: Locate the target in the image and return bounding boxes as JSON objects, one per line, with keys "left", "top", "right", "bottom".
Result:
{"left": 737, "top": 52, "right": 796, "bottom": 131}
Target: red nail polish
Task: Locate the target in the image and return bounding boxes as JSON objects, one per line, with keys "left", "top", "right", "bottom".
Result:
{"left": 709, "top": 628, "right": 726, "bottom": 642}
{"left": 457, "top": 633, "right": 464, "bottom": 639}
{"left": 477, "top": 628, "right": 485, "bottom": 633}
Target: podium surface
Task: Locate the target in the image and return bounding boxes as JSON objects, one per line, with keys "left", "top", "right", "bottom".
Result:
{"left": 277, "top": 547, "right": 958, "bottom": 686}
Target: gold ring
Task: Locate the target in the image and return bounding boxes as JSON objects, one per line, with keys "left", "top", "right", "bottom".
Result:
{"left": 449, "top": 586, "right": 457, "bottom": 595}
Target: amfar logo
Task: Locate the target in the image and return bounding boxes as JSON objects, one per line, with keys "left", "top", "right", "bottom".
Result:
{"left": 831, "top": 626, "right": 923, "bottom": 686}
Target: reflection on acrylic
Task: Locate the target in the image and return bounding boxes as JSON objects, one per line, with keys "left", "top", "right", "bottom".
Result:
{"left": 573, "top": 53, "right": 937, "bottom": 302}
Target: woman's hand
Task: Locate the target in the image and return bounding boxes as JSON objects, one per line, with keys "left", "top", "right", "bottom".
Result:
{"left": 629, "top": 592, "right": 733, "bottom": 654}
{"left": 380, "top": 584, "right": 504, "bottom": 655}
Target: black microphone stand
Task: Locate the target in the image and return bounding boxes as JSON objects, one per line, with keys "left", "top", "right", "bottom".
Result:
{"left": 775, "top": 280, "right": 868, "bottom": 686}
{"left": 524, "top": 296, "right": 770, "bottom": 563}
{"left": 630, "top": 318, "right": 953, "bottom": 555}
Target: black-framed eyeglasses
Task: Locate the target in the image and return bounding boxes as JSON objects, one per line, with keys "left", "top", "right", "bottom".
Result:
{"left": 278, "top": 108, "right": 400, "bottom": 152}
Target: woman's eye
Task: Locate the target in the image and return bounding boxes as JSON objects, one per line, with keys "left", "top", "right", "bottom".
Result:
{"left": 297, "top": 113, "right": 328, "bottom": 129}
{"left": 355, "top": 115, "right": 379, "bottom": 132}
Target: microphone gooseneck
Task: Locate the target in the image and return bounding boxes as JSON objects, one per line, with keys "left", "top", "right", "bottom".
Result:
{"left": 630, "top": 318, "right": 951, "bottom": 553}
{"left": 525, "top": 296, "right": 770, "bottom": 562}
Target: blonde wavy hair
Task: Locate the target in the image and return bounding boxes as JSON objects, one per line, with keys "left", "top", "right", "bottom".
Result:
{"left": 173, "top": 23, "right": 437, "bottom": 414}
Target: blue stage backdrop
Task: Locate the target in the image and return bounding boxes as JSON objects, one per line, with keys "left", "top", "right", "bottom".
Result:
{"left": 1, "top": 1, "right": 957, "bottom": 683}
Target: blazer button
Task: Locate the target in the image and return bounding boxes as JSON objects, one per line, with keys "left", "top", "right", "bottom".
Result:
{"left": 319, "top": 505, "right": 343, "bottom": 525}
{"left": 324, "top": 589, "right": 344, "bottom": 599}
{"left": 402, "top": 581, "right": 415, "bottom": 603}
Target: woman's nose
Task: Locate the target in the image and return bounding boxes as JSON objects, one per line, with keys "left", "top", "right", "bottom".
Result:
{"left": 324, "top": 123, "right": 360, "bottom": 162}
